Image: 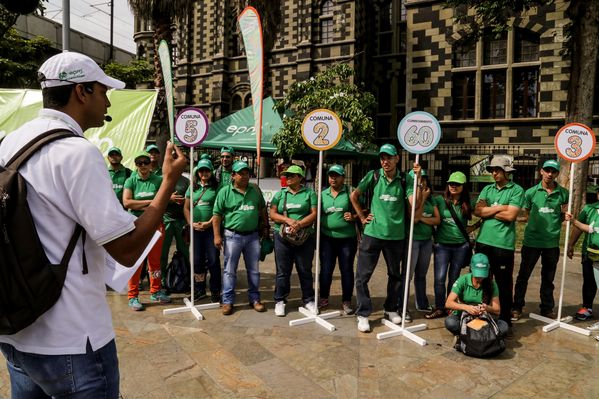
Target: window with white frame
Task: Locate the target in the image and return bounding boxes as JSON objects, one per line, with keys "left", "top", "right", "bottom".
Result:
{"left": 319, "top": 0, "right": 334, "bottom": 44}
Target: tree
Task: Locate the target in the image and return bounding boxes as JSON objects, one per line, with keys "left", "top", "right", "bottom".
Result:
{"left": 0, "top": 0, "right": 45, "bottom": 38}
{"left": 103, "top": 59, "right": 153, "bottom": 89}
{"left": 272, "top": 63, "right": 376, "bottom": 159}
{"left": 0, "top": 27, "right": 53, "bottom": 88}
{"left": 446, "top": 0, "right": 599, "bottom": 215}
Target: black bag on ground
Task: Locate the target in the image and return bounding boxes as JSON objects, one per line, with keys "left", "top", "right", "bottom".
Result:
{"left": 458, "top": 312, "right": 505, "bottom": 358}
{"left": 165, "top": 251, "right": 190, "bottom": 293}
{"left": 0, "top": 130, "right": 84, "bottom": 335}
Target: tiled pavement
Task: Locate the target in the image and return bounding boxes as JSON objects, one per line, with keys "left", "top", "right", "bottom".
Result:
{"left": 1, "top": 254, "right": 599, "bottom": 398}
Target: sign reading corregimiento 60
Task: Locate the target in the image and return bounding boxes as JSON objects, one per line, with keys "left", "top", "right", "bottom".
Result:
{"left": 397, "top": 111, "right": 441, "bottom": 155}
{"left": 175, "top": 108, "right": 210, "bottom": 148}
{"left": 554, "top": 123, "right": 596, "bottom": 163}
{"left": 301, "top": 109, "right": 343, "bottom": 152}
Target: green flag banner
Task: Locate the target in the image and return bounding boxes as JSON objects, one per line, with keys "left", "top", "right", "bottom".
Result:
{"left": 0, "top": 89, "right": 157, "bottom": 169}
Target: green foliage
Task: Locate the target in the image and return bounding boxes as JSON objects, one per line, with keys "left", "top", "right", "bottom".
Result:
{"left": 272, "top": 64, "right": 376, "bottom": 159}
{"left": 103, "top": 59, "right": 153, "bottom": 88}
{"left": 0, "top": 28, "right": 53, "bottom": 88}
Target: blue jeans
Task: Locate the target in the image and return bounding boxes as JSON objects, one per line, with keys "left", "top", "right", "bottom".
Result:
{"left": 273, "top": 232, "right": 316, "bottom": 304}
{"left": 433, "top": 242, "right": 470, "bottom": 310}
{"left": 0, "top": 339, "right": 119, "bottom": 399}
{"left": 193, "top": 229, "right": 221, "bottom": 295}
{"left": 222, "top": 229, "right": 261, "bottom": 305}
{"left": 398, "top": 239, "right": 432, "bottom": 310}
{"left": 319, "top": 235, "right": 357, "bottom": 302}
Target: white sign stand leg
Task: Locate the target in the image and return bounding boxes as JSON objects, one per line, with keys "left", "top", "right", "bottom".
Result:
{"left": 164, "top": 147, "right": 219, "bottom": 320}
{"left": 529, "top": 164, "right": 590, "bottom": 336}
{"left": 289, "top": 150, "right": 340, "bottom": 331}
{"left": 377, "top": 154, "right": 427, "bottom": 345}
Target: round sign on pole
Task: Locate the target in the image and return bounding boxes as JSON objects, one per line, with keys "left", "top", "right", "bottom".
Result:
{"left": 301, "top": 109, "right": 342, "bottom": 151}
{"left": 554, "top": 123, "right": 596, "bottom": 163}
{"left": 175, "top": 108, "right": 210, "bottom": 147}
{"left": 397, "top": 111, "right": 441, "bottom": 154}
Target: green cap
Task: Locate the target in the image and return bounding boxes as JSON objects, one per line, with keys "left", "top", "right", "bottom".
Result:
{"left": 145, "top": 144, "right": 160, "bottom": 153}
{"left": 408, "top": 169, "right": 427, "bottom": 177}
{"left": 232, "top": 160, "right": 250, "bottom": 173}
{"left": 282, "top": 165, "right": 305, "bottom": 177}
{"left": 470, "top": 253, "right": 490, "bottom": 278}
{"left": 200, "top": 153, "right": 212, "bottom": 160}
{"left": 327, "top": 164, "right": 345, "bottom": 176}
{"left": 542, "top": 159, "right": 560, "bottom": 171}
{"left": 194, "top": 159, "right": 214, "bottom": 173}
{"left": 447, "top": 171, "right": 467, "bottom": 184}
{"left": 221, "top": 146, "right": 235, "bottom": 155}
{"left": 107, "top": 147, "right": 122, "bottom": 156}
{"left": 134, "top": 151, "right": 151, "bottom": 161}
{"left": 379, "top": 143, "right": 398, "bottom": 156}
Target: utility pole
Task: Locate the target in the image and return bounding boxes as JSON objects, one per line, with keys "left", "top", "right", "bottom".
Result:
{"left": 109, "top": 0, "right": 114, "bottom": 60}
{"left": 62, "top": 0, "right": 70, "bottom": 51}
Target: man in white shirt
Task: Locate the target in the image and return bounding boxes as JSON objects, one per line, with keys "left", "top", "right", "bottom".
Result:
{"left": 0, "top": 52, "right": 186, "bottom": 398}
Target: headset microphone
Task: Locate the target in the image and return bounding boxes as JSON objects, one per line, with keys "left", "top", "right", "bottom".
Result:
{"left": 104, "top": 115, "right": 113, "bottom": 122}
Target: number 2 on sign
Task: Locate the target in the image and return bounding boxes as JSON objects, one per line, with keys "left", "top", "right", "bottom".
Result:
{"left": 313, "top": 122, "right": 330, "bottom": 146}
{"left": 565, "top": 135, "right": 583, "bottom": 158}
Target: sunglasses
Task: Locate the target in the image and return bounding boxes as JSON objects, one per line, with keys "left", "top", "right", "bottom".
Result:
{"left": 221, "top": 155, "right": 232, "bottom": 159}
{"left": 542, "top": 168, "right": 558, "bottom": 173}
{"left": 135, "top": 160, "right": 151, "bottom": 166}
{"left": 448, "top": 182, "right": 462, "bottom": 187}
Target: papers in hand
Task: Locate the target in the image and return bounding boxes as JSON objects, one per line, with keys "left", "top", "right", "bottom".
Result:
{"left": 104, "top": 230, "right": 162, "bottom": 293}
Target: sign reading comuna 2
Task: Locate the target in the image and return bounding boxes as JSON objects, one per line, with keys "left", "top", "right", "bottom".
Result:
{"left": 301, "top": 109, "right": 343, "bottom": 151}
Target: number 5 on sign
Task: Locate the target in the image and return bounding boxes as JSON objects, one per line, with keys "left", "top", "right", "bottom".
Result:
{"left": 302, "top": 109, "right": 342, "bottom": 151}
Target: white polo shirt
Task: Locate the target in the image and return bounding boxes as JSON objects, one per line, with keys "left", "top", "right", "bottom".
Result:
{"left": 0, "top": 109, "right": 136, "bottom": 355}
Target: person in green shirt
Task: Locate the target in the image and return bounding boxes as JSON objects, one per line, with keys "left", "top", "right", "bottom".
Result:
{"left": 107, "top": 146, "right": 132, "bottom": 206}
{"left": 474, "top": 156, "right": 524, "bottom": 327}
{"left": 397, "top": 169, "right": 440, "bottom": 322}
{"left": 213, "top": 161, "right": 269, "bottom": 315}
{"left": 512, "top": 160, "right": 568, "bottom": 321}
{"left": 123, "top": 151, "right": 171, "bottom": 310}
{"left": 318, "top": 164, "right": 358, "bottom": 315}
{"left": 216, "top": 146, "right": 234, "bottom": 190}
{"left": 184, "top": 159, "right": 220, "bottom": 303}
{"left": 270, "top": 165, "right": 318, "bottom": 317}
{"left": 349, "top": 143, "right": 422, "bottom": 333}
{"left": 444, "top": 253, "right": 508, "bottom": 338}
{"left": 145, "top": 144, "right": 162, "bottom": 176}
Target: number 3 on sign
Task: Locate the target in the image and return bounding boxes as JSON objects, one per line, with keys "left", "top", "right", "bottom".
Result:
{"left": 565, "top": 135, "right": 582, "bottom": 158}
{"left": 313, "top": 122, "right": 330, "bottom": 146}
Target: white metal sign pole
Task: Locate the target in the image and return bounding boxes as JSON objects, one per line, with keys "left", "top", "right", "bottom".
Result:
{"left": 529, "top": 123, "right": 595, "bottom": 336}
{"left": 164, "top": 108, "right": 218, "bottom": 319}
{"left": 289, "top": 109, "right": 342, "bottom": 332}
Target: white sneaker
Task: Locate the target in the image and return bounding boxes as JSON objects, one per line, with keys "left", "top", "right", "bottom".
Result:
{"left": 275, "top": 301, "right": 286, "bottom": 317}
{"left": 587, "top": 321, "right": 599, "bottom": 331}
{"left": 304, "top": 301, "right": 318, "bottom": 315}
{"left": 357, "top": 316, "right": 371, "bottom": 332}
{"left": 385, "top": 311, "right": 402, "bottom": 324}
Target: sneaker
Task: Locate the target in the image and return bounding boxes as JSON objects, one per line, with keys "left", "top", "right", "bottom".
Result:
{"left": 575, "top": 307, "right": 593, "bottom": 321}
{"left": 319, "top": 298, "right": 329, "bottom": 310}
{"left": 342, "top": 301, "right": 354, "bottom": 315}
{"left": 384, "top": 311, "right": 402, "bottom": 325}
{"left": 587, "top": 321, "right": 599, "bottom": 331}
{"left": 357, "top": 316, "right": 371, "bottom": 332}
{"left": 128, "top": 297, "right": 144, "bottom": 311}
{"left": 403, "top": 310, "right": 413, "bottom": 323}
{"left": 511, "top": 309, "right": 522, "bottom": 321}
{"left": 416, "top": 305, "right": 433, "bottom": 312}
{"left": 150, "top": 290, "right": 171, "bottom": 304}
{"left": 275, "top": 301, "right": 286, "bottom": 317}
{"left": 304, "top": 301, "right": 318, "bottom": 314}
{"left": 211, "top": 293, "right": 221, "bottom": 303}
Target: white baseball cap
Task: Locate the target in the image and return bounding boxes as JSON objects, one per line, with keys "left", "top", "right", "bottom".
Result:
{"left": 38, "top": 51, "right": 125, "bottom": 89}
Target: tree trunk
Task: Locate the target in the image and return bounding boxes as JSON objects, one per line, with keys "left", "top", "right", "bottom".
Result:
{"left": 558, "top": 0, "right": 599, "bottom": 216}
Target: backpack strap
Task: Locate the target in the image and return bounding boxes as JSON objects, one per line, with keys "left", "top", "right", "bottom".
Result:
{"left": 60, "top": 224, "right": 85, "bottom": 270}
{"left": 6, "top": 129, "right": 78, "bottom": 170}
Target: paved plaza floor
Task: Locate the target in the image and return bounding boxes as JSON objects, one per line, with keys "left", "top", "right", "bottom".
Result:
{"left": 1, "top": 253, "right": 599, "bottom": 398}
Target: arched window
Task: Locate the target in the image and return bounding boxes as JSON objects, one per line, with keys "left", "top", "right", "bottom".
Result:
{"left": 231, "top": 94, "right": 243, "bottom": 112}
{"left": 319, "top": 1, "right": 334, "bottom": 44}
{"left": 244, "top": 93, "right": 253, "bottom": 107}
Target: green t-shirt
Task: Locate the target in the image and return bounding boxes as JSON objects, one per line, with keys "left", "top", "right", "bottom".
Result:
{"left": 185, "top": 184, "right": 217, "bottom": 223}
{"left": 213, "top": 183, "right": 265, "bottom": 232}
{"left": 108, "top": 166, "right": 131, "bottom": 205}
{"left": 164, "top": 175, "right": 190, "bottom": 222}
{"left": 271, "top": 186, "right": 318, "bottom": 232}
{"left": 320, "top": 185, "right": 357, "bottom": 239}
{"left": 123, "top": 173, "right": 163, "bottom": 217}
{"left": 578, "top": 202, "right": 599, "bottom": 255}
{"left": 476, "top": 181, "right": 524, "bottom": 250}
{"left": 434, "top": 196, "right": 470, "bottom": 244}
{"left": 357, "top": 169, "right": 406, "bottom": 240}
{"left": 450, "top": 273, "right": 500, "bottom": 315}
{"left": 522, "top": 182, "right": 568, "bottom": 248}
{"left": 152, "top": 166, "right": 162, "bottom": 176}
{"left": 217, "top": 167, "right": 233, "bottom": 191}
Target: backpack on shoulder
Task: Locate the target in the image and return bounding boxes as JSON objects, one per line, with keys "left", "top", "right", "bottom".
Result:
{"left": 0, "top": 129, "right": 84, "bottom": 335}
{"left": 165, "top": 251, "right": 190, "bottom": 293}
{"left": 458, "top": 312, "right": 506, "bottom": 358}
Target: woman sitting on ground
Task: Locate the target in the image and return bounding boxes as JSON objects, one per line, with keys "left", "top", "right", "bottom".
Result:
{"left": 444, "top": 253, "right": 509, "bottom": 337}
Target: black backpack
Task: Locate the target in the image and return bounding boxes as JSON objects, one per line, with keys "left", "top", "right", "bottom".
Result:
{"left": 165, "top": 251, "right": 190, "bottom": 293}
{"left": 0, "top": 129, "right": 85, "bottom": 335}
{"left": 458, "top": 312, "right": 506, "bottom": 358}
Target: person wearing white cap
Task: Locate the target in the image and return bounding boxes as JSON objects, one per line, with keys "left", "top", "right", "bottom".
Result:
{"left": 0, "top": 52, "right": 187, "bottom": 397}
